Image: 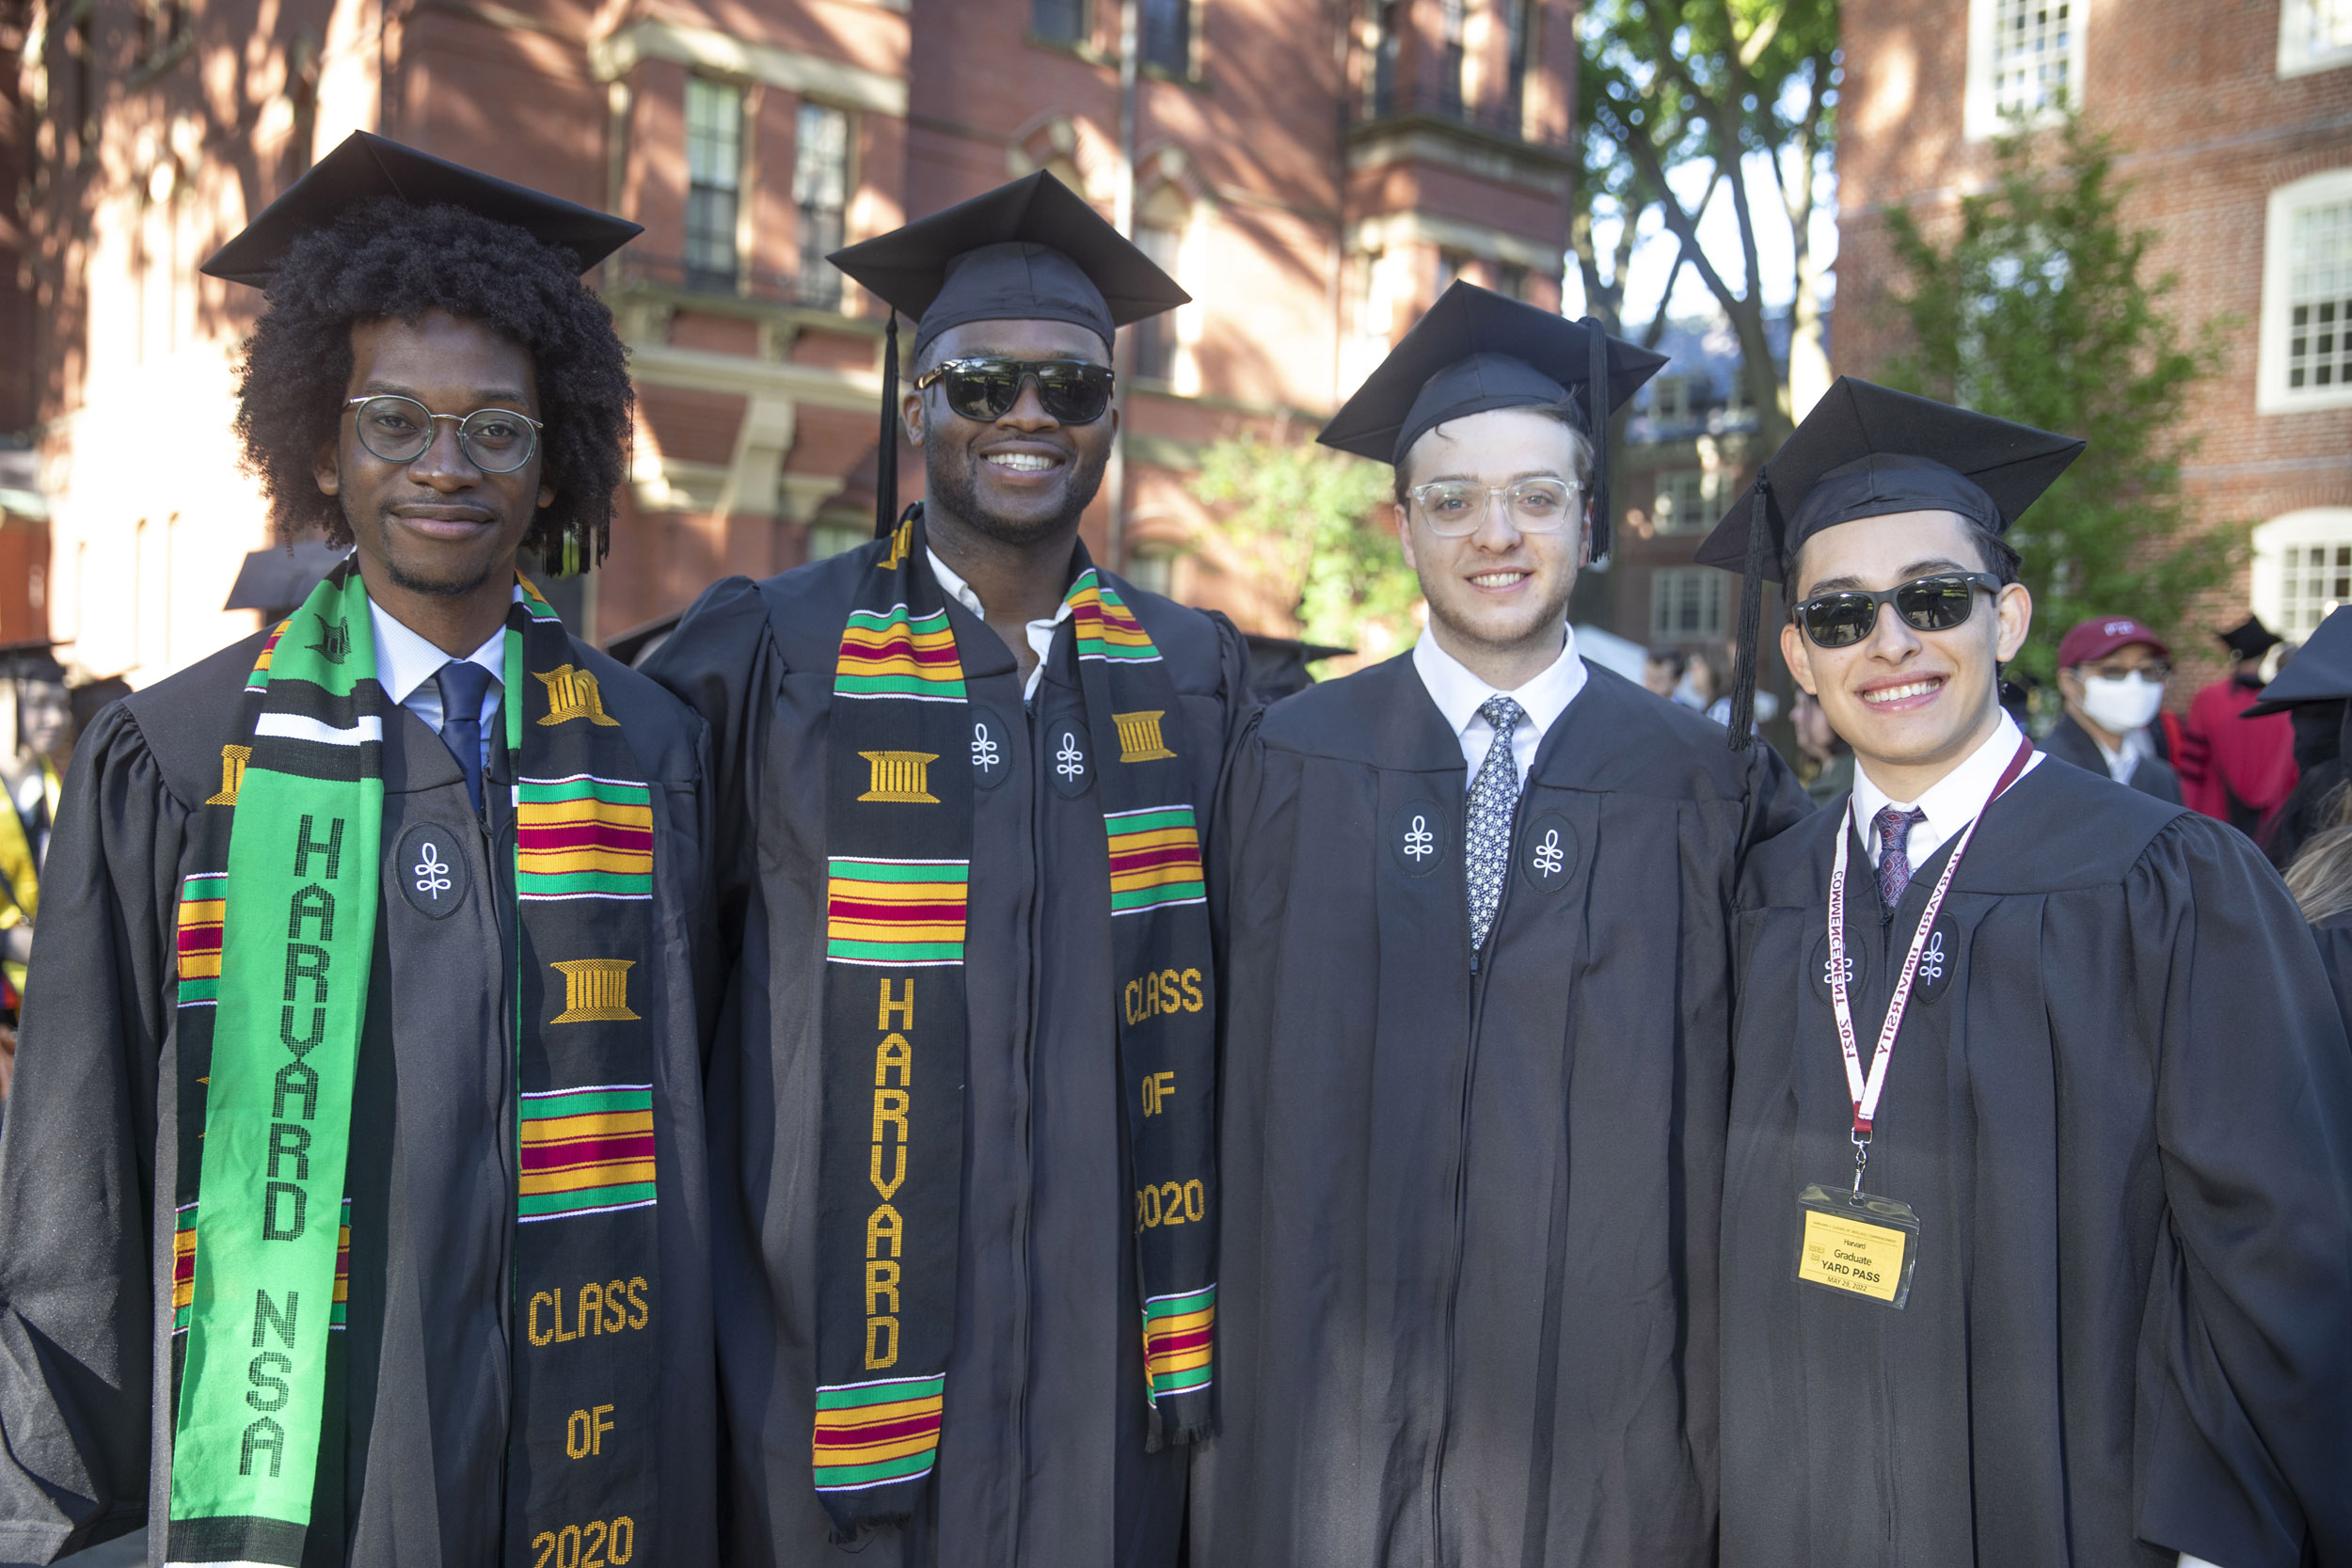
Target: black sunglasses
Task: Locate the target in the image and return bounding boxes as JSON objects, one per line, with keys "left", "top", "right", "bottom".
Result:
{"left": 1790, "top": 572, "right": 2004, "bottom": 649}
{"left": 914, "top": 356, "right": 1116, "bottom": 424}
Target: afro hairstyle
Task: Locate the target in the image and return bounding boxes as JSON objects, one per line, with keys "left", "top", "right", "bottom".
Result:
{"left": 233, "top": 197, "right": 634, "bottom": 568}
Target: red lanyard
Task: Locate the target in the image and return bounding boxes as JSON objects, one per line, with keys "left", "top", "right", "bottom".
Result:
{"left": 1827, "top": 736, "right": 2034, "bottom": 1176}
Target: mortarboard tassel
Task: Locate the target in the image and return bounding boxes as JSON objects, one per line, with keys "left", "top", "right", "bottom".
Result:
{"left": 875, "top": 314, "right": 900, "bottom": 540}
{"left": 1581, "top": 316, "right": 1611, "bottom": 560}
{"left": 1726, "top": 470, "right": 1771, "bottom": 752}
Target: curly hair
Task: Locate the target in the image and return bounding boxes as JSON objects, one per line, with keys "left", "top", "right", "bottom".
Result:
{"left": 234, "top": 198, "right": 634, "bottom": 567}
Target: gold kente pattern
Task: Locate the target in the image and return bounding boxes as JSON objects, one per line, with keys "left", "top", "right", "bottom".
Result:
{"left": 206, "top": 745, "right": 252, "bottom": 806}
{"left": 550, "top": 958, "right": 640, "bottom": 1023}
{"left": 882, "top": 517, "right": 914, "bottom": 571}
{"left": 1113, "top": 711, "right": 1177, "bottom": 763}
{"left": 536, "top": 665, "right": 621, "bottom": 727}
{"left": 859, "top": 751, "right": 940, "bottom": 803}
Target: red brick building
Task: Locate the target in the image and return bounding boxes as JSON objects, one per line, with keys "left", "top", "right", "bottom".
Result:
{"left": 2, "top": 0, "right": 1580, "bottom": 680}
{"left": 1836, "top": 0, "right": 2352, "bottom": 664}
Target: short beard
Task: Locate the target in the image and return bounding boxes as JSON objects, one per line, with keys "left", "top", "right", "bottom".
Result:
{"left": 926, "top": 440, "right": 1109, "bottom": 547}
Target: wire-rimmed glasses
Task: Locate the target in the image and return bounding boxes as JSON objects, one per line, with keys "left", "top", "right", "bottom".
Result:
{"left": 343, "top": 395, "right": 545, "bottom": 474}
{"left": 1407, "top": 478, "right": 1583, "bottom": 537}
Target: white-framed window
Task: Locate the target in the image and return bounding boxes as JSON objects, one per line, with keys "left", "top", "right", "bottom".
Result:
{"left": 685, "top": 77, "right": 744, "bottom": 290}
{"left": 794, "top": 103, "right": 850, "bottom": 308}
{"left": 1124, "top": 543, "right": 1177, "bottom": 597}
{"left": 1964, "top": 0, "right": 2086, "bottom": 141}
{"left": 1648, "top": 376, "right": 1693, "bottom": 424}
{"left": 1650, "top": 566, "right": 1727, "bottom": 641}
{"left": 1653, "top": 469, "right": 1714, "bottom": 535}
{"left": 2280, "top": 0, "right": 2352, "bottom": 75}
{"left": 2258, "top": 167, "right": 2352, "bottom": 414}
{"left": 2253, "top": 509, "right": 2352, "bottom": 641}
{"left": 808, "top": 518, "right": 867, "bottom": 562}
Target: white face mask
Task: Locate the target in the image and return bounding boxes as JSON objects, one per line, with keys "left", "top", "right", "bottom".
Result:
{"left": 2078, "top": 673, "right": 2165, "bottom": 736}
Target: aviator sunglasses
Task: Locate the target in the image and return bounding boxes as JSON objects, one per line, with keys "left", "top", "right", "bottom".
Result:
{"left": 914, "top": 356, "right": 1117, "bottom": 424}
{"left": 1790, "top": 572, "right": 2004, "bottom": 649}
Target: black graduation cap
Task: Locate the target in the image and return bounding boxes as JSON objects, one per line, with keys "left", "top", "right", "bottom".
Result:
{"left": 223, "top": 538, "right": 348, "bottom": 614}
{"left": 1318, "top": 281, "right": 1665, "bottom": 558}
{"left": 2247, "top": 607, "right": 2352, "bottom": 766}
{"left": 200, "top": 131, "right": 643, "bottom": 286}
{"left": 1241, "top": 632, "right": 1352, "bottom": 704}
{"left": 1693, "top": 376, "right": 2083, "bottom": 748}
{"left": 826, "top": 170, "right": 1189, "bottom": 537}
{"left": 0, "top": 640, "right": 66, "bottom": 685}
{"left": 2217, "top": 614, "right": 2284, "bottom": 661}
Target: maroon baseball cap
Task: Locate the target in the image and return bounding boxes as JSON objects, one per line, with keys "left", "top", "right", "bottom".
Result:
{"left": 2058, "top": 616, "right": 2169, "bottom": 668}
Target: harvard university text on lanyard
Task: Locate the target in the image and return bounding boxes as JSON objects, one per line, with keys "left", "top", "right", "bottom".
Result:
{"left": 1793, "top": 735, "right": 2036, "bottom": 1310}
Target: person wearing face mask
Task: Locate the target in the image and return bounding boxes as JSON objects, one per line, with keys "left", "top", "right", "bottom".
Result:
{"left": 2043, "top": 616, "right": 2184, "bottom": 803}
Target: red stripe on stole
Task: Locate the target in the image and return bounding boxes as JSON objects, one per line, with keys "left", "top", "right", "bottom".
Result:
{"left": 814, "top": 1411, "right": 944, "bottom": 1449}
{"left": 519, "top": 1133, "right": 657, "bottom": 1171}
{"left": 1149, "top": 1325, "right": 1213, "bottom": 1355}
{"left": 516, "top": 822, "right": 655, "bottom": 852}
{"left": 174, "top": 1252, "right": 196, "bottom": 1288}
{"left": 1108, "top": 845, "right": 1200, "bottom": 874}
{"left": 825, "top": 895, "right": 967, "bottom": 923}
{"left": 176, "top": 927, "right": 222, "bottom": 956}
{"left": 841, "top": 637, "right": 961, "bottom": 666}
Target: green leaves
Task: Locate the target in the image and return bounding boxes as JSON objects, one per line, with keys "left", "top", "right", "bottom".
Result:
{"left": 1882, "top": 112, "right": 2242, "bottom": 683}
{"left": 1189, "top": 437, "right": 1422, "bottom": 656}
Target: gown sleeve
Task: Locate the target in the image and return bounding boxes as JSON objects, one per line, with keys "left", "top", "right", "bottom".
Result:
{"left": 0, "top": 705, "right": 180, "bottom": 1560}
{"left": 640, "top": 576, "right": 783, "bottom": 1046}
{"left": 1742, "top": 733, "right": 1817, "bottom": 848}
{"left": 2131, "top": 816, "right": 2352, "bottom": 1568}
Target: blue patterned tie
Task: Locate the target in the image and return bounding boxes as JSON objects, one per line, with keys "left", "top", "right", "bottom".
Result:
{"left": 436, "top": 658, "right": 495, "bottom": 813}
{"left": 1875, "top": 805, "right": 1927, "bottom": 909}
{"left": 1465, "top": 695, "right": 1525, "bottom": 952}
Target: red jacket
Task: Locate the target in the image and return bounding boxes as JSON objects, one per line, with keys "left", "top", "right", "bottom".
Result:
{"left": 2178, "top": 676, "right": 2298, "bottom": 832}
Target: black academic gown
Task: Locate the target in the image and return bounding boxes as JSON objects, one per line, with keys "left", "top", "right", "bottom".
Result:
{"left": 0, "top": 627, "right": 720, "bottom": 1567}
{"left": 2309, "top": 910, "right": 2352, "bottom": 1044}
{"left": 1722, "top": 756, "right": 2352, "bottom": 1568}
{"left": 1189, "top": 655, "right": 1811, "bottom": 1568}
{"left": 643, "top": 544, "right": 1253, "bottom": 1568}
{"left": 2041, "top": 713, "right": 2185, "bottom": 805}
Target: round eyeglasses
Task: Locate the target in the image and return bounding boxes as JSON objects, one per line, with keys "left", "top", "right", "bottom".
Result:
{"left": 1408, "top": 478, "right": 1583, "bottom": 537}
{"left": 343, "top": 395, "right": 545, "bottom": 473}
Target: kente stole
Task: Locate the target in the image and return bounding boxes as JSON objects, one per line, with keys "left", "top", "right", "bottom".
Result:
{"left": 167, "top": 562, "right": 663, "bottom": 1566}
{"left": 813, "top": 511, "right": 1217, "bottom": 1536}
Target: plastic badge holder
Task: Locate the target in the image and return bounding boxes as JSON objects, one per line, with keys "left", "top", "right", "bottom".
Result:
{"left": 1793, "top": 1183, "right": 1921, "bottom": 1309}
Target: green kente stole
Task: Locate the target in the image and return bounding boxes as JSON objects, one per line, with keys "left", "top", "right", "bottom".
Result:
{"left": 811, "top": 509, "right": 1218, "bottom": 1537}
{"left": 167, "top": 562, "right": 663, "bottom": 1566}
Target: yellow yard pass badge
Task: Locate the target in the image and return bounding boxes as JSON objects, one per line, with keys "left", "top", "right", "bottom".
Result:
{"left": 1794, "top": 1183, "right": 1921, "bottom": 1308}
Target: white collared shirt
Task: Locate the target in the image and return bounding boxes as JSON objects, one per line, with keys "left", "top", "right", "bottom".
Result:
{"left": 2094, "top": 724, "right": 2155, "bottom": 787}
{"left": 928, "top": 548, "right": 1071, "bottom": 704}
{"left": 1849, "top": 711, "right": 2044, "bottom": 877}
{"left": 366, "top": 591, "right": 511, "bottom": 770}
{"left": 1410, "top": 624, "right": 1588, "bottom": 786}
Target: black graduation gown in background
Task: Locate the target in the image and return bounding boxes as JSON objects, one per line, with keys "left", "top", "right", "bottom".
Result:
{"left": 1722, "top": 757, "right": 2352, "bottom": 1568}
{"left": 1189, "top": 656, "right": 1810, "bottom": 1568}
{"left": 2041, "top": 714, "right": 2185, "bottom": 806}
{"left": 0, "top": 628, "right": 720, "bottom": 1567}
{"left": 2311, "top": 910, "right": 2352, "bottom": 1035}
{"left": 642, "top": 545, "right": 1252, "bottom": 1568}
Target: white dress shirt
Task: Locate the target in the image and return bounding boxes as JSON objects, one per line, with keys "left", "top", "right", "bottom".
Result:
{"left": 928, "top": 548, "right": 1072, "bottom": 705}
{"left": 1849, "top": 711, "right": 2044, "bottom": 878}
{"left": 1411, "top": 625, "right": 1589, "bottom": 787}
{"left": 366, "top": 593, "right": 510, "bottom": 771}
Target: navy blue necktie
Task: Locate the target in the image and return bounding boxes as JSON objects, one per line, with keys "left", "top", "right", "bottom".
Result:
{"left": 436, "top": 659, "right": 495, "bottom": 812}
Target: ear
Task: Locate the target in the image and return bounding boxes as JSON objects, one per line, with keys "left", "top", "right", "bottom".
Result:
{"left": 901, "top": 388, "right": 926, "bottom": 447}
{"left": 538, "top": 477, "right": 556, "bottom": 510}
{"left": 1779, "top": 620, "right": 1819, "bottom": 696}
{"left": 313, "top": 436, "right": 342, "bottom": 497}
{"left": 1394, "top": 503, "right": 1418, "bottom": 573}
{"left": 1994, "top": 581, "right": 2032, "bottom": 661}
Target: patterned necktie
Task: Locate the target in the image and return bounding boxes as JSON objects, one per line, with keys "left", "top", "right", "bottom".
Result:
{"left": 1874, "top": 805, "right": 1928, "bottom": 909}
{"left": 436, "top": 658, "right": 495, "bottom": 813}
{"left": 1465, "top": 695, "right": 1526, "bottom": 952}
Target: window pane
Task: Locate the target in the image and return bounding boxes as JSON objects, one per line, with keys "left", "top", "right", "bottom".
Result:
{"left": 795, "top": 103, "right": 850, "bottom": 307}
{"left": 1132, "top": 223, "right": 1181, "bottom": 380}
{"left": 686, "top": 79, "right": 741, "bottom": 192}
{"left": 2287, "top": 198, "right": 2352, "bottom": 399}
{"left": 1033, "top": 0, "right": 1084, "bottom": 43}
{"left": 1991, "top": 0, "right": 2071, "bottom": 118}
{"left": 1650, "top": 567, "right": 1726, "bottom": 641}
{"left": 1141, "top": 0, "right": 1189, "bottom": 71}
{"left": 1654, "top": 470, "right": 1711, "bottom": 535}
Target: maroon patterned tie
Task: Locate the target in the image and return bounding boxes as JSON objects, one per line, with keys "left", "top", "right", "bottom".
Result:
{"left": 1875, "top": 805, "right": 1928, "bottom": 908}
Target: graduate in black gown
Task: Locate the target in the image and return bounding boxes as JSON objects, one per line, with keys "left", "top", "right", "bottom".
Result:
{"left": 1695, "top": 378, "right": 2352, "bottom": 1568}
{"left": 1188, "top": 282, "right": 1811, "bottom": 1568}
{"left": 642, "top": 174, "right": 1251, "bottom": 1568}
{"left": 0, "top": 136, "right": 720, "bottom": 1565}
{"left": 2245, "top": 605, "right": 2352, "bottom": 1023}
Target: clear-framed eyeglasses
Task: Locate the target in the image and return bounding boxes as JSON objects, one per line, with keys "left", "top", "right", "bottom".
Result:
{"left": 1408, "top": 477, "right": 1583, "bottom": 537}
{"left": 343, "top": 395, "right": 545, "bottom": 474}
